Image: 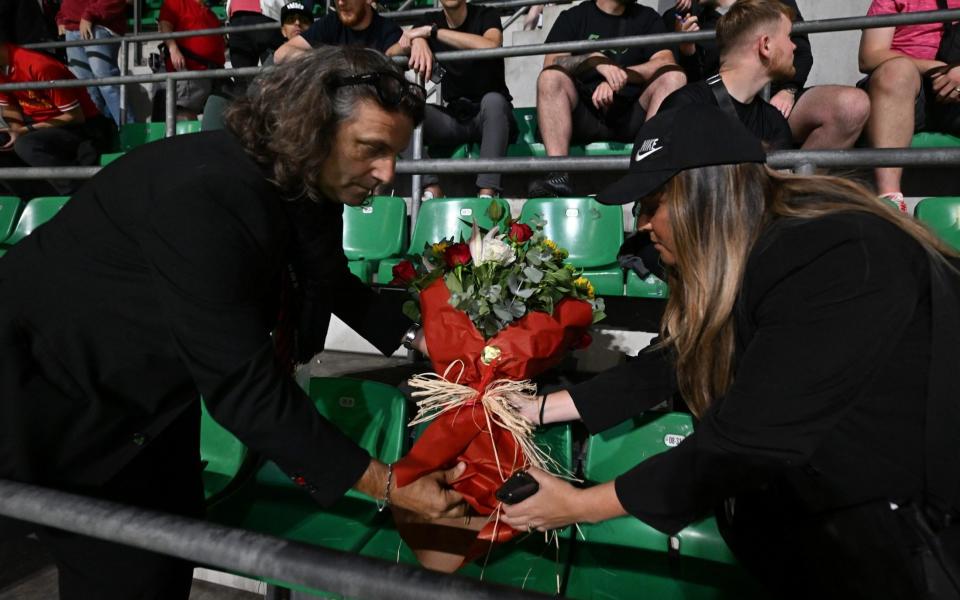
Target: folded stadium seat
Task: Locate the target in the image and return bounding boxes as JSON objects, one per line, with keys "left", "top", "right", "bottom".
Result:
{"left": 0, "top": 196, "right": 22, "bottom": 244}
{"left": 3, "top": 196, "right": 69, "bottom": 246}
{"left": 99, "top": 152, "right": 124, "bottom": 166}
{"left": 565, "top": 412, "right": 762, "bottom": 600}
{"left": 200, "top": 94, "right": 230, "bottom": 131}
{"left": 376, "top": 197, "right": 511, "bottom": 284}
{"left": 357, "top": 424, "right": 576, "bottom": 597}
{"left": 911, "top": 132, "right": 960, "bottom": 148}
{"left": 915, "top": 197, "right": 960, "bottom": 251}
{"left": 199, "top": 399, "right": 249, "bottom": 503}
{"left": 119, "top": 122, "right": 166, "bottom": 151}
{"left": 206, "top": 377, "right": 408, "bottom": 596}
{"left": 519, "top": 197, "right": 625, "bottom": 296}
{"left": 625, "top": 271, "right": 669, "bottom": 299}
{"left": 342, "top": 196, "right": 407, "bottom": 283}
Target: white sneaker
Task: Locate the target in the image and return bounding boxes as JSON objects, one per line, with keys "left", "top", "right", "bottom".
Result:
{"left": 880, "top": 192, "right": 907, "bottom": 213}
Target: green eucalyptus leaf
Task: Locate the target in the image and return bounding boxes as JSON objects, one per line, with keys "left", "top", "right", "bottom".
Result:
{"left": 522, "top": 266, "right": 544, "bottom": 284}
{"left": 493, "top": 305, "right": 514, "bottom": 322}
{"left": 402, "top": 300, "right": 421, "bottom": 323}
{"left": 445, "top": 271, "right": 463, "bottom": 294}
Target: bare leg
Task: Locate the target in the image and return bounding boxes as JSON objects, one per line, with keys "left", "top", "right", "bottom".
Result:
{"left": 864, "top": 57, "right": 922, "bottom": 195}
{"left": 393, "top": 507, "right": 490, "bottom": 573}
{"left": 638, "top": 69, "right": 686, "bottom": 120}
{"left": 536, "top": 69, "right": 579, "bottom": 157}
{"left": 789, "top": 85, "right": 870, "bottom": 150}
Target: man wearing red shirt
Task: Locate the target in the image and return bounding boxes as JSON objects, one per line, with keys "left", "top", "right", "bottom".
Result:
{"left": 0, "top": 42, "right": 116, "bottom": 198}
{"left": 56, "top": 0, "right": 130, "bottom": 125}
{"left": 159, "top": 0, "right": 226, "bottom": 120}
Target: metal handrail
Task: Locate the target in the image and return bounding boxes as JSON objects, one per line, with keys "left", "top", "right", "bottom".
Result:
{"left": 4, "top": 148, "right": 960, "bottom": 181}
{"left": 0, "top": 479, "right": 546, "bottom": 600}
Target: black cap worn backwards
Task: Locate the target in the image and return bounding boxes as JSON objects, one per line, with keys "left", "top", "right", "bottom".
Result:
{"left": 597, "top": 105, "right": 767, "bottom": 206}
{"left": 281, "top": 1, "right": 312, "bottom": 22}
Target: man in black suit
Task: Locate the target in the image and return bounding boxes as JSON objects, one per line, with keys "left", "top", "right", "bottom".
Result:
{"left": 0, "top": 47, "right": 463, "bottom": 599}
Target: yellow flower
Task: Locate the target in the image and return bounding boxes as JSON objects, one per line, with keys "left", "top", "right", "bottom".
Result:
{"left": 432, "top": 241, "right": 450, "bottom": 254}
{"left": 542, "top": 238, "right": 568, "bottom": 260}
{"left": 542, "top": 239, "right": 558, "bottom": 252}
{"left": 574, "top": 276, "right": 596, "bottom": 299}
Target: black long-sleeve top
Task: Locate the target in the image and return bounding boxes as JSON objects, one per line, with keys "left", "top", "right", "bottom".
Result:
{"left": 0, "top": 130, "right": 411, "bottom": 506}
{"left": 569, "top": 211, "right": 943, "bottom": 534}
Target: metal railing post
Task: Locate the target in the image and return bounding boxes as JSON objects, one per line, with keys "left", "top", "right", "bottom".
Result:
{"left": 502, "top": 7, "right": 530, "bottom": 31}
{"left": 410, "top": 73, "right": 425, "bottom": 230}
{"left": 165, "top": 76, "right": 175, "bottom": 137}
{"left": 134, "top": 0, "right": 142, "bottom": 64}
{"left": 119, "top": 38, "right": 128, "bottom": 124}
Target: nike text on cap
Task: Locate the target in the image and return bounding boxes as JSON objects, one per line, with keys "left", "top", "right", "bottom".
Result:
{"left": 596, "top": 105, "right": 766, "bottom": 206}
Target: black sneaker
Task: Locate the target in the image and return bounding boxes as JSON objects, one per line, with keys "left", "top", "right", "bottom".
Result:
{"left": 527, "top": 172, "right": 573, "bottom": 198}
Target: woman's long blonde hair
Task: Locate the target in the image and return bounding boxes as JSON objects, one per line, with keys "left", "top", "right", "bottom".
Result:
{"left": 659, "top": 164, "right": 957, "bottom": 417}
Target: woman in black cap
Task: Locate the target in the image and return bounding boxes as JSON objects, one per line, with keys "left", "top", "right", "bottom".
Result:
{"left": 502, "top": 104, "right": 960, "bottom": 598}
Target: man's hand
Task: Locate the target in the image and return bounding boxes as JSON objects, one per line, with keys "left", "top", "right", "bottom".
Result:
{"left": 0, "top": 125, "right": 23, "bottom": 151}
{"left": 57, "top": 23, "right": 66, "bottom": 36}
{"left": 390, "top": 462, "right": 467, "bottom": 519}
{"left": 930, "top": 66, "right": 960, "bottom": 103}
{"left": 592, "top": 81, "right": 615, "bottom": 110}
{"left": 595, "top": 63, "right": 628, "bottom": 93}
{"left": 405, "top": 25, "right": 432, "bottom": 41}
{"left": 675, "top": 13, "right": 699, "bottom": 57}
{"left": 674, "top": 0, "right": 692, "bottom": 12}
{"left": 769, "top": 89, "right": 796, "bottom": 118}
{"left": 169, "top": 45, "right": 187, "bottom": 71}
{"left": 79, "top": 18, "right": 94, "bottom": 40}
{"left": 408, "top": 38, "right": 433, "bottom": 82}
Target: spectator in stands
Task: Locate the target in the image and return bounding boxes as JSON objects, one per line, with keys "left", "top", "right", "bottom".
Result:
{"left": 226, "top": 0, "right": 313, "bottom": 75}
{"left": 159, "top": 0, "right": 227, "bottom": 120}
{"left": 0, "top": 47, "right": 465, "bottom": 599}
{"left": 0, "top": 0, "right": 59, "bottom": 46}
{"left": 397, "top": 0, "right": 515, "bottom": 198}
{"left": 504, "top": 104, "right": 960, "bottom": 599}
{"left": 273, "top": 0, "right": 403, "bottom": 62}
{"left": 56, "top": 0, "right": 130, "bottom": 126}
{"left": 527, "top": 0, "right": 685, "bottom": 197}
{"left": 279, "top": 0, "right": 313, "bottom": 40}
{"left": 663, "top": 0, "right": 869, "bottom": 151}
{"left": 0, "top": 42, "right": 116, "bottom": 198}
{"left": 859, "top": 0, "right": 960, "bottom": 210}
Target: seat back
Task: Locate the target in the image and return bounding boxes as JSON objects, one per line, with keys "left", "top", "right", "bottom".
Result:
{"left": 0, "top": 196, "right": 22, "bottom": 244}
{"left": 119, "top": 122, "right": 166, "bottom": 151}
{"left": 514, "top": 107, "right": 538, "bottom": 145}
{"left": 6, "top": 196, "right": 69, "bottom": 245}
{"left": 199, "top": 399, "right": 247, "bottom": 501}
{"left": 916, "top": 197, "right": 960, "bottom": 251}
{"left": 342, "top": 196, "right": 407, "bottom": 261}
{"left": 201, "top": 94, "right": 230, "bottom": 131}
{"left": 520, "top": 197, "right": 624, "bottom": 268}
{"left": 408, "top": 197, "right": 510, "bottom": 254}
{"left": 175, "top": 120, "right": 201, "bottom": 135}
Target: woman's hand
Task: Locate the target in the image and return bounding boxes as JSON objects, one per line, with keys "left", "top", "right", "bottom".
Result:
{"left": 501, "top": 468, "right": 586, "bottom": 531}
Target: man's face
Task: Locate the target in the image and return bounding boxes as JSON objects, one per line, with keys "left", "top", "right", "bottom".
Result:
{"left": 317, "top": 100, "right": 414, "bottom": 206}
{"left": 337, "top": 0, "right": 371, "bottom": 29}
{"left": 765, "top": 14, "right": 796, "bottom": 81}
{"left": 281, "top": 13, "right": 312, "bottom": 39}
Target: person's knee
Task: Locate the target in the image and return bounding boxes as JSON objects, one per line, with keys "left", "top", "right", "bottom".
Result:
{"left": 651, "top": 69, "right": 686, "bottom": 95}
{"left": 479, "top": 92, "right": 510, "bottom": 116}
{"left": 869, "top": 57, "right": 921, "bottom": 98}
{"left": 836, "top": 87, "right": 871, "bottom": 131}
{"left": 537, "top": 68, "right": 573, "bottom": 98}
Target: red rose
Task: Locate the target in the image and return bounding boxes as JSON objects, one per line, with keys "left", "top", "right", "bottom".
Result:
{"left": 390, "top": 259, "right": 417, "bottom": 285}
{"left": 508, "top": 222, "right": 533, "bottom": 243}
{"left": 444, "top": 242, "right": 472, "bottom": 267}
{"left": 572, "top": 332, "right": 593, "bottom": 350}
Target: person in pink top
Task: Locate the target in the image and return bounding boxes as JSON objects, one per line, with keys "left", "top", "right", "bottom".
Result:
{"left": 859, "top": 0, "right": 960, "bottom": 209}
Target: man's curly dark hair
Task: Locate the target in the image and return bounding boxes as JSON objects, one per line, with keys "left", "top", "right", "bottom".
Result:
{"left": 225, "top": 46, "right": 425, "bottom": 200}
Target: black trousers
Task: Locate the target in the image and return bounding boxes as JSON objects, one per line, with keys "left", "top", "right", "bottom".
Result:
{"left": 0, "top": 115, "right": 116, "bottom": 198}
{"left": 33, "top": 405, "right": 204, "bottom": 600}
{"left": 227, "top": 11, "right": 284, "bottom": 93}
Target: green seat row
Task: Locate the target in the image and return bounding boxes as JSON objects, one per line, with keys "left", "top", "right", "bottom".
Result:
{"left": 0, "top": 196, "right": 69, "bottom": 258}
{"left": 117, "top": 120, "right": 201, "bottom": 153}
{"left": 915, "top": 196, "right": 960, "bottom": 251}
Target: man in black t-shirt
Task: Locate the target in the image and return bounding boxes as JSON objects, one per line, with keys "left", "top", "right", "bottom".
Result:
{"left": 274, "top": 0, "right": 403, "bottom": 62}
{"left": 528, "top": 0, "right": 685, "bottom": 197}
{"left": 660, "top": 0, "right": 799, "bottom": 150}
{"left": 663, "top": 0, "right": 868, "bottom": 151}
{"left": 397, "top": 0, "right": 514, "bottom": 197}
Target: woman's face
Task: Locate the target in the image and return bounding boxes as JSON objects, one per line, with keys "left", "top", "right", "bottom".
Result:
{"left": 638, "top": 194, "right": 676, "bottom": 265}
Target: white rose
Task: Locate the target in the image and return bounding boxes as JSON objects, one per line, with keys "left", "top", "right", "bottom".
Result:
{"left": 481, "top": 238, "right": 516, "bottom": 265}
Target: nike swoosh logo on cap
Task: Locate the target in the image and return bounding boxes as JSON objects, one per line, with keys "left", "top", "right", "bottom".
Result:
{"left": 634, "top": 145, "right": 664, "bottom": 162}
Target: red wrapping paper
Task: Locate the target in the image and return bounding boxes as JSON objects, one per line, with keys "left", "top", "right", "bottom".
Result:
{"left": 393, "top": 278, "right": 594, "bottom": 565}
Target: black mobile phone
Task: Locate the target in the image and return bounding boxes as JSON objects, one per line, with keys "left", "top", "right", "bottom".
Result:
{"left": 495, "top": 470, "right": 539, "bottom": 505}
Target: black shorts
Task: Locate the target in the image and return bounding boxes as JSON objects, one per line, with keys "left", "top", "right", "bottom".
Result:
{"left": 570, "top": 79, "right": 647, "bottom": 145}
{"left": 858, "top": 74, "right": 960, "bottom": 135}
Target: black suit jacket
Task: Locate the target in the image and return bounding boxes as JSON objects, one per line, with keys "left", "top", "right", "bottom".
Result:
{"left": 569, "top": 211, "right": 955, "bottom": 534}
{"left": 0, "top": 131, "right": 411, "bottom": 506}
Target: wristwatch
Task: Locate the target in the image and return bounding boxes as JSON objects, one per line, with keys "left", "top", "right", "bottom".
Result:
{"left": 401, "top": 323, "right": 421, "bottom": 350}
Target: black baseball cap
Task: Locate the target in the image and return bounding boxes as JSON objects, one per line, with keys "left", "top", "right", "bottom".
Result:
{"left": 597, "top": 105, "right": 766, "bottom": 206}
{"left": 281, "top": 1, "right": 312, "bottom": 22}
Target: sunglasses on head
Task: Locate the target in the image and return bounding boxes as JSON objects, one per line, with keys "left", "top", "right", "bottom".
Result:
{"left": 330, "top": 71, "right": 426, "bottom": 107}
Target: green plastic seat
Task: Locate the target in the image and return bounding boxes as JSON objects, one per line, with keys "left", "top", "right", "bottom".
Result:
{"left": 5, "top": 196, "right": 69, "bottom": 245}
{"left": 376, "top": 197, "right": 510, "bottom": 284}
{"left": 911, "top": 132, "right": 960, "bottom": 148}
{"left": 358, "top": 423, "right": 575, "bottom": 596}
{"left": 99, "top": 152, "right": 124, "bottom": 166}
{"left": 199, "top": 398, "right": 247, "bottom": 502}
{"left": 625, "top": 271, "right": 669, "bottom": 299}
{"left": 343, "top": 196, "right": 407, "bottom": 284}
{"left": 119, "top": 122, "right": 166, "bottom": 151}
{"left": 0, "top": 196, "right": 22, "bottom": 245}
{"left": 175, "top": 120, "right": 201, "bottom": 135}
{"left": 520, "top": 197, "right": 625, "bottom": 296}
{"left": 915, "top": 197, "right": 960, "bottom": 251}
{"left": 201, "top": 94, "right": 230, "bottom": 131}
{"left": 583, "top": 141, "right": 633, "bottom": 156}
{"left": 566, "top": 412, "right": 759, "bottom": 600}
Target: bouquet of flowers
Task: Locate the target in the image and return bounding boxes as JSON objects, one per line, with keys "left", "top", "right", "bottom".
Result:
{"left": 390, "top": 205, "right": 605, "bottom": 569}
